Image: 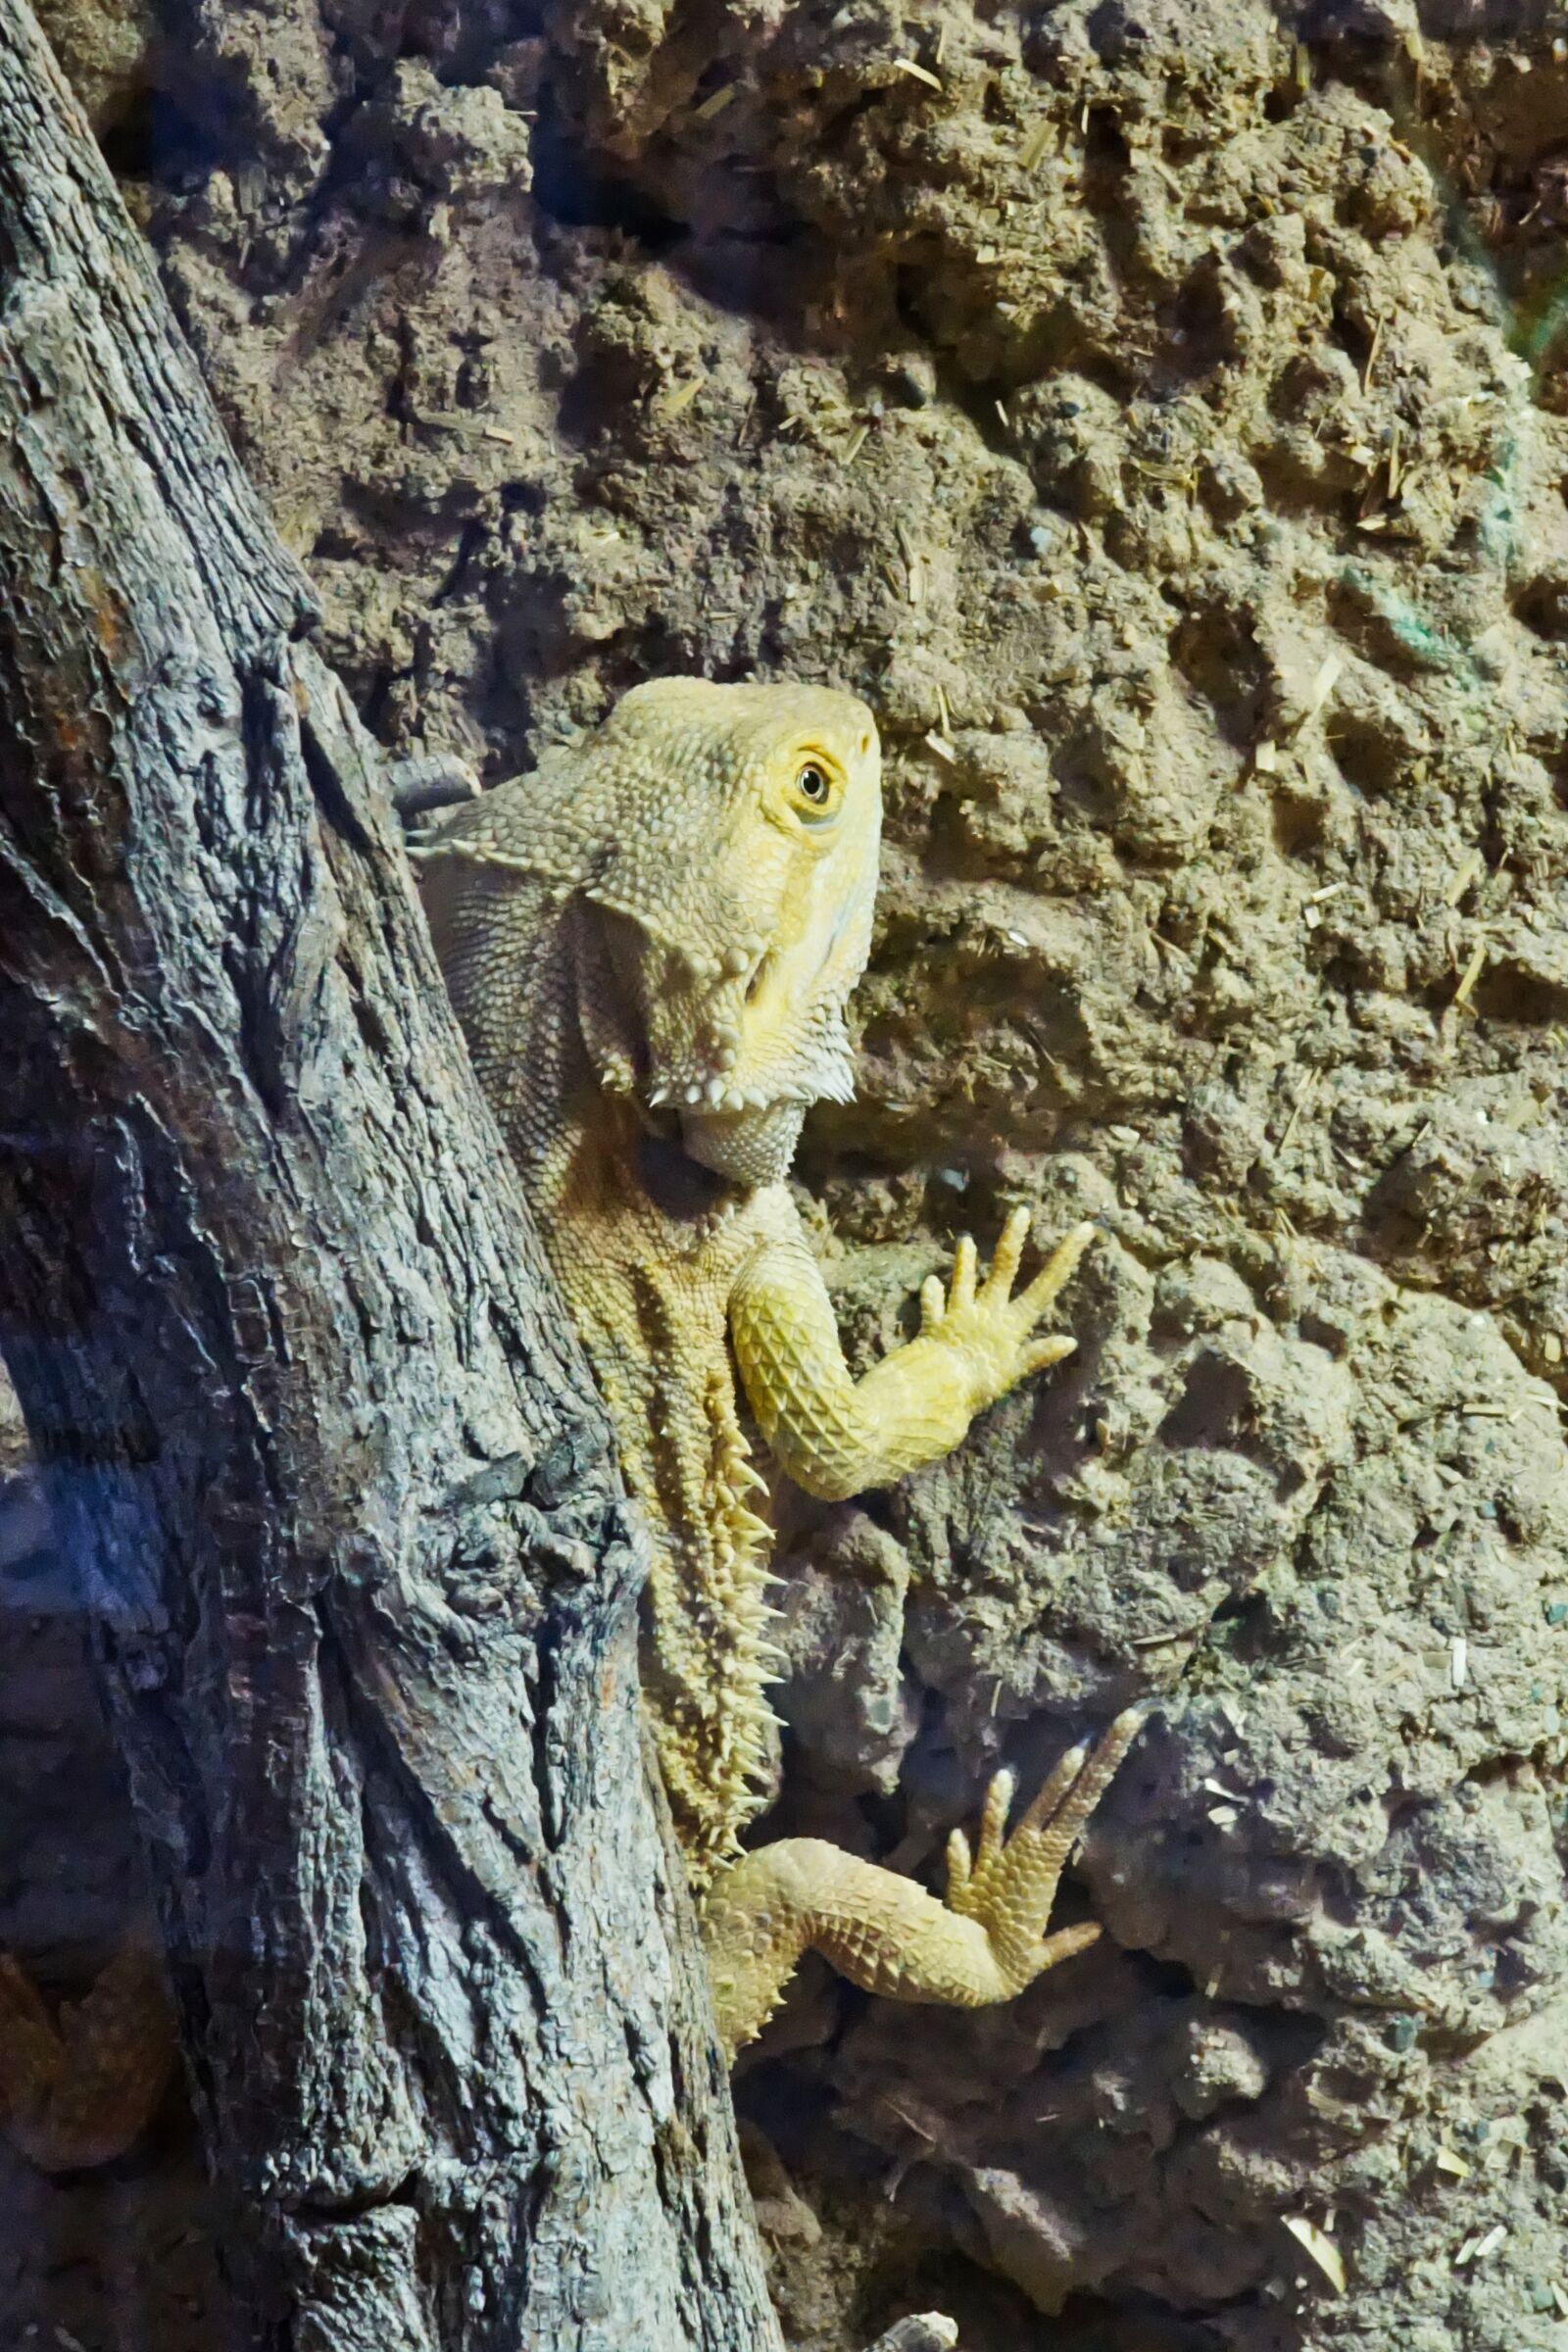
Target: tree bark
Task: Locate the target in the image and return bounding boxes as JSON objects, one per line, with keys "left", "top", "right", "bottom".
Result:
{"left": 0, "top": 7, "right": 780, "bottom": 2346}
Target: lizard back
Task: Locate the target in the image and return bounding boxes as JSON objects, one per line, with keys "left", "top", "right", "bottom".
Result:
{"left": 420, "top": 794, "right": 795, "bottom": 1882}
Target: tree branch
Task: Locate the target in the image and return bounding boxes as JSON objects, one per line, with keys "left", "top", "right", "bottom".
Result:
{"left": 0, "top": 5, "right": 778, "bottom": 2344}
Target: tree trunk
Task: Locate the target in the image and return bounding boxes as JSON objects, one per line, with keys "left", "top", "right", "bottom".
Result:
{"left": 0, "top": 7, "right": 779, "bottom": 2346}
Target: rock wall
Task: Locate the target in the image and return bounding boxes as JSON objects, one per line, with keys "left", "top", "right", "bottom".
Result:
{"left": 11, "top": 0, "right": 1568, "bottom": 2344}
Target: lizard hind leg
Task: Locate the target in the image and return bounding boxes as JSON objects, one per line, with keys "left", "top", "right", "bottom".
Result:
{"left": 0, "top": 1939, "right": 176, "bottom": 2171}
{"left": 702, "top": 1709, "right": 1144, "bottom": 2058}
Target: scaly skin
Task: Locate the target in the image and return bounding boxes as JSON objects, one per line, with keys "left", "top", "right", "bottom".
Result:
{"left": 0, "top": 678, "right": 1140, "bottom": 2162}
{"left": 0, "top": 1942, "right": 174, "bottom": 2170}
{"left": 701, "top": 1711, "right": 1144, "bottom": 2055}
{"left": 421, "top": 677, "right": 1141, "bottom": 2053}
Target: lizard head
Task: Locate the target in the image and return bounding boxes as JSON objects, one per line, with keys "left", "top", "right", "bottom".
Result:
{"left": 576, "top": 678, "right": 883, "bottom": 1188}
{"left": 417, "top": 676, "right": 882, "bottom": 1191}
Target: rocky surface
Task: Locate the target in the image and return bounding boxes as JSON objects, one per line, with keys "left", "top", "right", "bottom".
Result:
{"left": 7, "top": 0, "right": 1568, "bottom": 2344}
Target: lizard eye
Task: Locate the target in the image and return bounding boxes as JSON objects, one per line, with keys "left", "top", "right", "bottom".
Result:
{"left": 795, "top": 761, "right": 832, "bottom": 808}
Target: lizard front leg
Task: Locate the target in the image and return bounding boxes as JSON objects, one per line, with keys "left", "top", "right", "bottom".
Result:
{"left": 730, "top": 1205, "right": 1096, "bottom": 1502}
{"left": 703, "top": 1711, "right": 1143, "bottom": 2056}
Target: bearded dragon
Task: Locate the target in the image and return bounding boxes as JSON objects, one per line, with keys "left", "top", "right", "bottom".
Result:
{"left": 418, "top": 677, "right": 1141, "bottom": 2054}
{"left": 0, "top": 680, "right": 1137, "bottom": 2168}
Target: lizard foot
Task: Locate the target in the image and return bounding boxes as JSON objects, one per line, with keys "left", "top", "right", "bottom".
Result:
{"left": 918, "top": 1208, "right": 1098, "bottom": 1413}
{"left": 0, "top": 1938, "right": 176, "bottom": 2171}
{"left": 704, "top": 1710, "right": 1144, "bottom": 2055}
{"left": 943, "top": 1705, "right": 1146, "bottom": 1998}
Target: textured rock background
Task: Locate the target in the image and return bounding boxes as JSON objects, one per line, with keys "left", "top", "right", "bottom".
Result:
{"left": 7, "top": 0, "right": 1568, "bottom": 2343}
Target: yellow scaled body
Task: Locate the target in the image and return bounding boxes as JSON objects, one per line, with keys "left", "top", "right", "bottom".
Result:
{"left": 0, "top": 677, "right": 1135, "bottom": 2168}
{"left": 422, "top": 677, "right": 1140, "bottom": 2053}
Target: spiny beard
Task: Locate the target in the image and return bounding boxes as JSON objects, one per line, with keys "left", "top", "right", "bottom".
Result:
{"left": 680, "top": 1100, "right": 808, "bottom": 1188}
